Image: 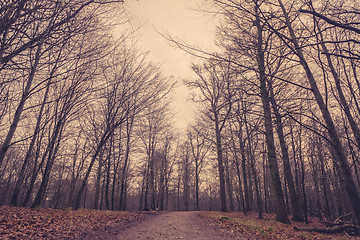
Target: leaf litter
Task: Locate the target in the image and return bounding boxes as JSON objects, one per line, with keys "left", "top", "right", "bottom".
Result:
{"left": 200, "top": 212, "right": 360, "bottom": 240}
{"left": 0, "top": 206, "right": 143, "bottom": 239}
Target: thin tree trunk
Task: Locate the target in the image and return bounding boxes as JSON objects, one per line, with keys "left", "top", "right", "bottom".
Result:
{"left": 248, "top": 136, "right": 263, "bottom": 219}
{"left": 237, "top": 116, "right": 250, "bottom": 212}
{"left": 104, "top": 142, "right": 112, "bottom": 210}
{"left": 215, "top": 117, "right": 228, "bottom": 212}
{"left": 230, "top": 123, "right": 246, "bottom": 215}
{"left": 120, "top": 116, "right": 133, "bottom": 210}
{"left": 139, "top": 170, "right": 146, "bottom": 211}
{"left": 239, "top": 136, "right": 250, "bottom": 212}
{"left": 225, "top": 152, "right": 235, "bottom": 211}
{"left": 93, "top": 150, "right": 104, "bottom": 209}
{"left": 263, "top": 149, "right": 269, "bottom": 214}
{"left": 310, "top": 147, "right": 323, "bottom": 220}
{"left": 144, "top": 160, "right": 150, "bottom": 211}
{"left": 195, "top": 159, "right": 200, "bottom": 211}
{"left": 22, "top": 138, "right": 44, "bottom": 207}
{"left": 317, "top": 140, "right": 331, "bottom": 218}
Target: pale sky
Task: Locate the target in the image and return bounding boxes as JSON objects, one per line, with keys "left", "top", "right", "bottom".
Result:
{"left": 123, "top": 0, "right": 217, "bottom": 130}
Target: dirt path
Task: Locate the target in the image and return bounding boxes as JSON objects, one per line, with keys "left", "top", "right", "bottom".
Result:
{"left": 113, "top": 211, "right": 238, "bottom": 240}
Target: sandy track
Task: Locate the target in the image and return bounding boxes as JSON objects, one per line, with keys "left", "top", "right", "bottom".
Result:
{"left": 113, "top": 211, "right": 237, "bottom": 239}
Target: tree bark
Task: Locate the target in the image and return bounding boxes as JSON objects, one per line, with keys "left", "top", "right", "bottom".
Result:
{"left": 214, "top": 115, "right": 228, "bottom": 212}
{"left": 255, "top": 1, "right": 289, "bottom": 223}
{"left": 269, "top": 86, "right": 303, "bottom": 221}
{"left": 93, "top": 150, "right": 104, "bottom": 209}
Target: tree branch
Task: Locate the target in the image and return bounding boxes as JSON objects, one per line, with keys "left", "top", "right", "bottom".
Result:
{"left": 299, "top": 9, "right": 360, "bottom": 34}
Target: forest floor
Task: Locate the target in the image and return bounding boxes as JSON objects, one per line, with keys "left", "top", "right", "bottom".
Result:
{"left": 200, "top": 211, "right": 360, "bottom": 240}
{"left": 0, "top": 206, "right": 144, "bottom": 239}
{"left": 0, "top": 206, "right": 359, "bottom": 239}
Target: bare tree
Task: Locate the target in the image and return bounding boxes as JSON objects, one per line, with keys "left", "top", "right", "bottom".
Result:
{"left": 187, "top": 121, "right": 211, "bottom": 211}
{"left": 73, "top": 46, "right": 173, "bottom": 209}
{"left": 187, "top": 59, "right": 235, "bottom": 212}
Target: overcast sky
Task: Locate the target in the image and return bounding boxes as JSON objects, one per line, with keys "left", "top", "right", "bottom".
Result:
{"left": 122, "top": 0, "right": 217, "bottom": 130}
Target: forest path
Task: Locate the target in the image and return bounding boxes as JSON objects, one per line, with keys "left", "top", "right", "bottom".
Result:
{"left": 113, "top": 211, "right": 239, "bottom": 239}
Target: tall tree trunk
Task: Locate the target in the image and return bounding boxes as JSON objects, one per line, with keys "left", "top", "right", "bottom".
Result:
{"left": 93, "top": 150, "right": 104, "bottom": 209}
{"left": 317, "top": 140, "right": 331, "bottom": 218}
{"left": 214, "top": 116, "right": 228, "bottom": 212}
{"left": 231, "top": 132, "right": 246, "bottom": 215}
{"left": 269, "top": 86, "right": 303, "bottom": 221}
{"left": 195, "top": 158, "right": 200, "bottom": 211}
{"left": 291, "top": 121, "right": 309, "bottom": 223}
{"left": 310, "top": 146, "right": 323, "bottom": 220}
{"left": 239, "top": 136, "right": 250, "bottom": 212}
{"left": 263, "top": 149, "right": 269, "bottom": 214}
{"left": 22, "top": 139, "right": 44, "bottom": 207}
{"left": 333, "top": 164, "right": 344, "bottom": 217}
{"left": 236, "top": 115, "right": 250, "bottom": 212}
{"left": 225, "top": 153, "right": 235, "bottom": 211}
{"left": 165, "top": 174, "right": 169, "bottom": 210}
{"left": 144, "top": 160, "right": 150, "bottom": 211}
{"left": 104, "top": 143, "right": 112, "bottom": 210}
{"left": 120, "top": 117, "right": 133, "bottom": 211}
{"left": 248, "top": 136, "right": 263, "bottom": 219}
{"left": 139, "top": 169, "right": 146, "bottom": 211}
{"left": 255, "top": 1, "right": 289, "bottom": 223}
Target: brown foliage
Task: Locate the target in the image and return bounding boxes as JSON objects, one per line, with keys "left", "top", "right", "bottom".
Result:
{"left": 0, "top": 206, "right": 143, "bottom": 239}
